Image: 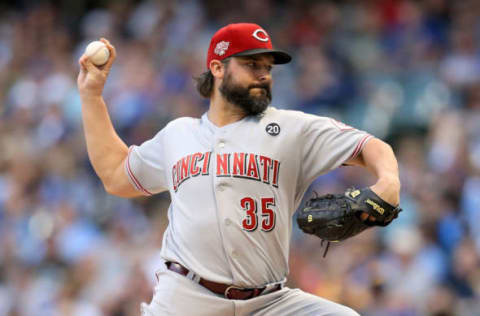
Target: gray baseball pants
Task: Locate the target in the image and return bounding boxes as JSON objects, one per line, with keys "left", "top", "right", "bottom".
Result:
{"left": 141, "top": 268, "right": 360, "bottom": 316}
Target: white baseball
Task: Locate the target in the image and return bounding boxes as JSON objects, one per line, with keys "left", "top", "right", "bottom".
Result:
{"left": 85, "top": 41, "right": 110, "bottom": 66}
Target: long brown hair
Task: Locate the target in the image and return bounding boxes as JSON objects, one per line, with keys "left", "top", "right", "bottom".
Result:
{"left": 194, "top": 58, "right": 230, "bottom": 98}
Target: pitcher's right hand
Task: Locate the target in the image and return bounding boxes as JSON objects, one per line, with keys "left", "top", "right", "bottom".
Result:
{"left": 77, "top": 38, "right": 116, "bottom": 98}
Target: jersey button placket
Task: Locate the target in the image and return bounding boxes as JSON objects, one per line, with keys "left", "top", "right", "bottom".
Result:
{"left": 215, "top": 138, "right": 227, "bottom": 191}
{"left": 212, "top": 133, "right": 237, "bottom": 279}
{"left": 217, "top": 138, "right": 226, "bottom": 149}
{"left": 231, "top": 250, "right": 239, "bottom": 259}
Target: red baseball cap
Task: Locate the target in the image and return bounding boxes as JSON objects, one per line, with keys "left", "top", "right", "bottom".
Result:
{"left": 206, "top": 23, "right": 292, "bottom": 69}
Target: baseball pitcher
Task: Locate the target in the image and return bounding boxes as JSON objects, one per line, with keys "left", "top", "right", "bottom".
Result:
{"left": 77, "top": 23, "right": 401, "bottom": 316}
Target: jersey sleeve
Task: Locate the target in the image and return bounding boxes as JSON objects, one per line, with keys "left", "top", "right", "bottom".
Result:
{"left": 124, "top": 130, "right": 169, "bottom": 195}
{"left": 300, "top": 115, "right": 373, "bottom": 188}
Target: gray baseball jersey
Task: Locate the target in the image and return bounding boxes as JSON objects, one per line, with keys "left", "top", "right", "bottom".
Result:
{"left": 125, "top": 106, "right": 372, "bottom": 287}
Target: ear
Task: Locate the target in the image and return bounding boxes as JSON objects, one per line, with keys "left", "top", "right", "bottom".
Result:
{"left": 209, "top": 59, "right": 225, "bottom": 79}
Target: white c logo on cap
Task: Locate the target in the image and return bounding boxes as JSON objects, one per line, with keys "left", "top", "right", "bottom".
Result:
{"left": 252, "top": 29, "right": 269, "bottom": 42}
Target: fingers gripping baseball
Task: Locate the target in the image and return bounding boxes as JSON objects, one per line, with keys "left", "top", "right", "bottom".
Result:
{"left": 99, "top": 38, "right": 117, "bottom": 72}
{"left": 77, "top": 38, "right": 117, "bottom": 98}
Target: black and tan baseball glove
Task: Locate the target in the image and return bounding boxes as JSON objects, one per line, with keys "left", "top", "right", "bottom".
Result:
{"left": 296, "top": 187, "right": 402, "bottom": 256}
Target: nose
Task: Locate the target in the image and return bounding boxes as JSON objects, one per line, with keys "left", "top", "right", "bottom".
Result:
{"left": 258, "top": 71, "right": 271, "bottom": 83}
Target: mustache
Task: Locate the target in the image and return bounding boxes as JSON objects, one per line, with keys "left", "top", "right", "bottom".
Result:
{"left": 249, "top": 83, "right": 270, "bottom": 91}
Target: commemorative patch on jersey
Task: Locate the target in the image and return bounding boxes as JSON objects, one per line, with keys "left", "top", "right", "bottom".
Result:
{"left": 265, "top": 123, "right": 280, "bottom": 136}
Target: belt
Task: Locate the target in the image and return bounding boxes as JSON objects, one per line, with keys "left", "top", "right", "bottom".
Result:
{"left": 165, "top": 261, "right": 283, "bottom": 300}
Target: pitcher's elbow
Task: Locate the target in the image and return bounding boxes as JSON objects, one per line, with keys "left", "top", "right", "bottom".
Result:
{"left": 101, "top": 174, "right": 122, "bottom": 196}
{"left": 103, "top": 181, "right": 118, "bottom": 196}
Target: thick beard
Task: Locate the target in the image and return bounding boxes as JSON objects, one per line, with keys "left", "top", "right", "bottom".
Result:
{"left": 219, "top": 71, "right": 272, "bottom": 116}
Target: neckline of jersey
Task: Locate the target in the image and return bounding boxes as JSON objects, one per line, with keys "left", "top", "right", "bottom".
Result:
{"left": 201, "top": 112, "right": 248, "bottom": 133}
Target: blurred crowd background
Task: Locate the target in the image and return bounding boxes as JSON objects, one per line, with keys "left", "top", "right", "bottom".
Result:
{"left": 1, "top": 0, "right": 479, "bottom": 315}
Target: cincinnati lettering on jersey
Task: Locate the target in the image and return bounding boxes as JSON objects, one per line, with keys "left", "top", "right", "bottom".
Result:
{"left": 172, "top": 152, "right": 280, "bottom": 192}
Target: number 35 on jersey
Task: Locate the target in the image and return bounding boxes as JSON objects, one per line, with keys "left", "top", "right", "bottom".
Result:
{"left": 241, "top": 197, "right": 276, "bottom": 232}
